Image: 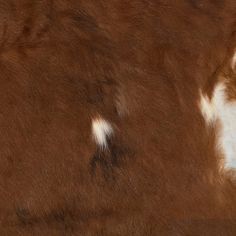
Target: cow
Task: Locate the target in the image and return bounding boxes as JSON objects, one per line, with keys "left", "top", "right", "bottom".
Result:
{"left": 0, "top": 0, "right": 236, "bottom": 235}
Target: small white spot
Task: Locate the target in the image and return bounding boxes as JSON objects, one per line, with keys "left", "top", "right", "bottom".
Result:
{"left": 92, "top": 117, "right": 113, "bottom": 149}
{"left": 199, "top": 82, "right": 236, "bottom": 170}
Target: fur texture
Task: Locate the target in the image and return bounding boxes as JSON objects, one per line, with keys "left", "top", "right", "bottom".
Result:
{"left": 0, "top": 1, "right": 236, "bottom": 235}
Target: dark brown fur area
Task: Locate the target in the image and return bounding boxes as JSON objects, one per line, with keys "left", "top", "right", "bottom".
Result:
{"left": 0, "top": 1, "right": 236, "bottom": 235}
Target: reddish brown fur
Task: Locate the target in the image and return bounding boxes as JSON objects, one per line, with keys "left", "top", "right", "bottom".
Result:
{"left": 0, "top": 1, "right": 236, "bottom": 235}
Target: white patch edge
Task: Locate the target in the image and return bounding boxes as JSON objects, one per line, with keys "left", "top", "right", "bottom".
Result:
{"left": 231, "top": 51, "right": 236, "bottom": 70}
{"left": 199, "top": 91, "right": 217, "bottom": 125}
{"left": 199, "top": 82, "right": 236, "bottom": 170}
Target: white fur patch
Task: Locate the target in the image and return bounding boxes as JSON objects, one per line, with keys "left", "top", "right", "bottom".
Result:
{"left": 92, "top": 117, "right": 113, "bottom": 149}
{"left": 199, "top": 83, "right": 236, "bottom": 169}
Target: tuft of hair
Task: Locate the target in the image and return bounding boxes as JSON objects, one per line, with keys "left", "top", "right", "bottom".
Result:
{"left": 92, "top": 117, "right": 114, "bottom": 149}
{"left": 199, "top": 92, "right": 217, "bottom": 125}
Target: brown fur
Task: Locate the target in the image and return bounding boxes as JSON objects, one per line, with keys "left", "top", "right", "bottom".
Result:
{"left": 0, "top": 1, "right": 236, "bottom": 235}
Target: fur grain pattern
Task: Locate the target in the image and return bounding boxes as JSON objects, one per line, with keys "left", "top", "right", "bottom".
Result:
{"left": 0, "top": 1, "right": 236, "bottom": 235}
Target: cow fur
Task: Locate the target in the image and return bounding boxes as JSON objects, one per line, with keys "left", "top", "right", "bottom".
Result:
{"left": 0, "top": 1, "right": 236, "bottom": 235}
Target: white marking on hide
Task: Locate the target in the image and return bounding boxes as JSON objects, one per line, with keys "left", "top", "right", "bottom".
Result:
{"left": 92, "top": 117, "right": 113, "bottom": 149}
{"left": 199, "top": 83, "right": 236, "bottom": 169}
